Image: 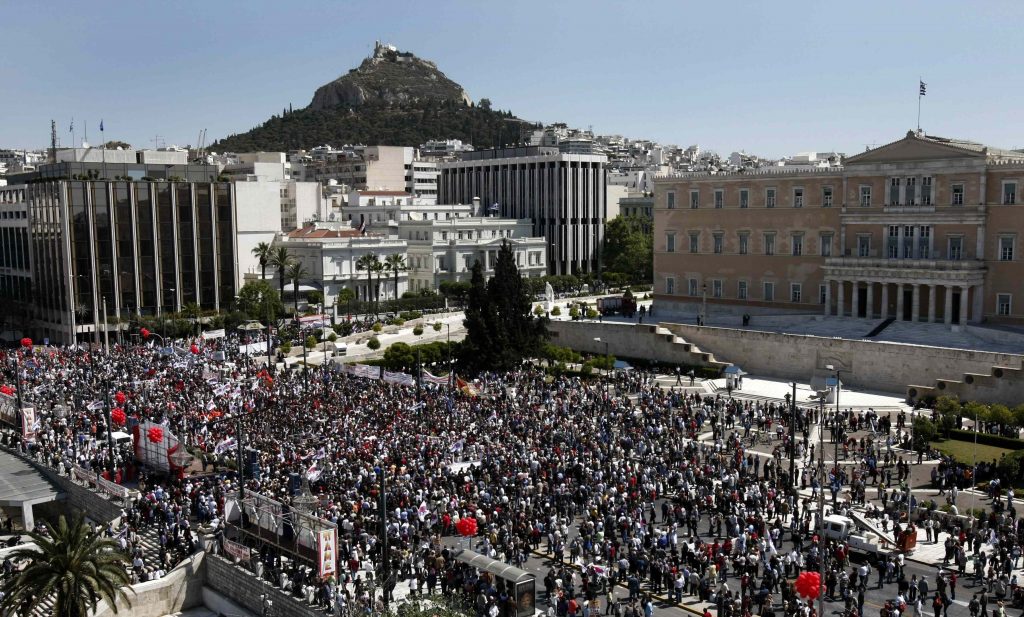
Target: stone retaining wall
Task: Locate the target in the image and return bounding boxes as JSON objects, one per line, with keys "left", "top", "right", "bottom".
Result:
{"left": 206, "top": 554, "right": 322, "bottom": 617}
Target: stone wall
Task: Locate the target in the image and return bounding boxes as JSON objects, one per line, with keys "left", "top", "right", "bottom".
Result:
{"left": 206, "top": 554, "right": 322, "bottom": 617}
{"left": 547, "top": 321, "right": 728, "bottom": 370}
{"left": 660, "top": 322, "right": 1024, "bottom": 399}
{"left": 93, "top": 550, "right": 206, "bottom": 617}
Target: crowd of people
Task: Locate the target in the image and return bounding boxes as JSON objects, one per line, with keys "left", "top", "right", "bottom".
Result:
{"left": 0, "top": 330, "right": 1022, "bottom": 617}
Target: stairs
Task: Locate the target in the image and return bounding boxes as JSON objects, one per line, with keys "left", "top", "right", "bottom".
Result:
{"left": 864, "top": 318, "right": 895, "bottom": 338}
{"left": 28, "top": 525, "right": 168, "bottom": 616}
{"left": 652, "top": 325, "right": 731, "bottom": 372}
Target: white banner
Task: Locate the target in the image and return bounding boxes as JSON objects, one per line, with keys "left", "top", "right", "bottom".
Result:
{"left": 382, "top": 370, "right": 415, "bottom": 386}
{"left": 21, "top": 407, "right": 35, "bottom": 442}
{"left": 318, "top": 528, "right": 337, "bottom": 578}
{"left": 0, "top": 392, "right": 16, "bottom": 427}
{"left": 96, "top": 474, "right": 131, "bottom": 499}
{"left": 223, "top": 538, "right": 251, "bottom": 562}
{"left": 238, "top": 342, "right": 268, "bottom": 356}
{"left": 202, "top": 329, "right": 226, "bottom": 340}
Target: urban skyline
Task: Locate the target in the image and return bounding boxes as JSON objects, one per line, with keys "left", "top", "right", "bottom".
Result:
{"left": 3, "top": 1, "right": 1024, "bottom": 156}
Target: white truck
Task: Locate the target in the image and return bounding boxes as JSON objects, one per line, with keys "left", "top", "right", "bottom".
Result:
{"left": 821, "top": 514, "right": 890, "bottom": 557}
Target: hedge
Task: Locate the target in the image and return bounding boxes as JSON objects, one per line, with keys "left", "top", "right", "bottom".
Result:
{"left": 947, "top": 429, "right": 1024, "bottom": 450}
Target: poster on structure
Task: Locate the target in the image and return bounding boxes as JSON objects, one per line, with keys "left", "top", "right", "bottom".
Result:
{"left": 318, "top": 528, "right": 337, "bottom": 579}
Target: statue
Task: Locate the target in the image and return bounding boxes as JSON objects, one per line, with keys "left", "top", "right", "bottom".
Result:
{"left": 544, "top": 282, "right": 555, "bottom": 312}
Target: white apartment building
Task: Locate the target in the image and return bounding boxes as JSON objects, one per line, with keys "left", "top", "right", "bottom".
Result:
{"left": 278, "top": 222, "right": 409, "bottom": 306}
{"left": 401, "top": 216, "right": 547, "bottom": 292}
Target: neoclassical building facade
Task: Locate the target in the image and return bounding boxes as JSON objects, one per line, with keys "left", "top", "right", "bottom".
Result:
{"left": 653, "top": 131, "right": 1024, "bottom": 326}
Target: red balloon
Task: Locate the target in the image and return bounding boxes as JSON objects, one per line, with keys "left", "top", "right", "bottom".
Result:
{"left": 190, "top": 344, "right": 200, "bottom": 354}
{"left": 140, "top": 328, "right": 150, "bottom": 339}
{"left": 456, "top": 517, "right": 478, "bottom": 537}
{"left": 795, "top": 571, "right": 821, "bottom": 600}
{"left": 111, "top": 408, "right": 127, "bottom": 426}
{"left": 115, "top": 391, "right": 127, "bottom": 405}
{"left": 0, "top": 385, "right": 12, "bottom": 396}
{"left": 147, "top": 427, "right": 164, "bottom": 443}
{"left": 20, "top": 338, "right": 32, "bottom": 349}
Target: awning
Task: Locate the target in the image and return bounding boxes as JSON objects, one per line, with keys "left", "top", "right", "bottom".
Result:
{"left": 723, "top": 365, "right": 746, "bottom": 375}
{"left": 0, "top": 453, "right": 62, "bottom": 506}
{"left": 451, "top": 549, "right": 535, "bottom": 583}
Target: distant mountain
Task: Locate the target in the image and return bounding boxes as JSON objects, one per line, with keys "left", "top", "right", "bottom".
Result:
{"left": 213, "top": 43, "right": 535, "bottom": 153}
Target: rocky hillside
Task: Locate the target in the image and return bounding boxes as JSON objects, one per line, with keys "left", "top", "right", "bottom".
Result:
{"left": 213, "top": 43, "right": 534, "bottom": 153}
{"left": 309, "top": 42, "right": 472, "bottom": 110}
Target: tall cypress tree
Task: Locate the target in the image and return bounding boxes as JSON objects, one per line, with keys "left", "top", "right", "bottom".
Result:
{"left": 460, "top": 241, "right": 547, "bottom": 373}
{"left": 459, "top": 259, "right": 496, "bottom": 371}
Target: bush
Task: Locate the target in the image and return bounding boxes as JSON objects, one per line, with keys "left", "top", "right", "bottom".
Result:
{"left": 372, "top": 322, "right": 383, "bottom": 333}
{"left": 280, "top": 341, "right": 292, "bottom": 354}
{"left": 367, "top": 336, "right": 381, "bottom": 350}
{"left": 433, "top": 322, "right": 442, "bottom": 332}
{"left": 947, "top": 429, "right": 1024, "bottom": 449}
{"left": 305, "top": 335, "right": 317, "bottom": 349}
{"left": 586, "top": 309, "right": 599, "bottom": 319}
{"left": 391, "top": 318, "right": 406, "bottom": 326}
{"left": 551, "top": 306, "right": 562, "bottom": 316}
{"left": 569, "top": 306, "right": 580, "bottom": 319}
{"left": 399, "top": 311, "right": 423, "bottom": 321}
{"left": 534, "top": 305, "right": 544, "bottom": 316}
{"left": 335, "top": 322, "right": 354, "bottom": 336}
{"left": 413, "top": 325, "right": 424, "bottom": 336}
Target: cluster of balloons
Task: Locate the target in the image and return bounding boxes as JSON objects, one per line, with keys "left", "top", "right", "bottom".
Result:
{"left": 455, "top": 517, "right": 478, "bottom": 537}
{"left": 795, "top": 571, "right": 822, "bottom": 600}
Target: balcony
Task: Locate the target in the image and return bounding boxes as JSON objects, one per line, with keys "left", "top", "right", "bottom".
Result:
{"left": 825, "top": 256, "right": 985, "bottom": 272}
{"left": 824, "top": 256, "right": 986, "bottom": 285}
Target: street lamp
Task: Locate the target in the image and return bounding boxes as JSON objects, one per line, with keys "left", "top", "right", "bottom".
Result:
{"left": 824, "top": 364, "right": 845, "bottom": 506}
{"left": 700, "top": 282, "right": 708, "bottom": 326}
{"left": 812, "top": 388, "right": 828, "bottom": 617}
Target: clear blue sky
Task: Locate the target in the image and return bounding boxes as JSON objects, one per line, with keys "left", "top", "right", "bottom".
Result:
{"left": 3, "top": 0, "right": 1022, "bottom": 157}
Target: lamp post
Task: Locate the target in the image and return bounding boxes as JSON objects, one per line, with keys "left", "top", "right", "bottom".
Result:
{"left": 376, "top": 465, "right": 390, "bottom": 612}
{"left": 700, "top": 282, "right": 708, "bottom": 326}
{"left": 824, "top": 365, "right": 846, "bottom": 505}
{"left": 446, "top": 323, "right": 453, "bottom": 388}
{"left": 814, "top": 389, "right": 827, "bottom": 617}
{"left": 788, "top": 382, "right": 797, "bottom": 485}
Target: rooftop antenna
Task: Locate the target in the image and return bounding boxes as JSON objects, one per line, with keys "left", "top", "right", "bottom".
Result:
{"left": 50, "top": 120, "right": 57, "bottom": 163}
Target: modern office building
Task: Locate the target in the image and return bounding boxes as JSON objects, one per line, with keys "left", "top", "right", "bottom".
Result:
{"left": 306, "top": 145, "right": 439, "bottom": 203}
{"left": 0, "top": 177, "right": 239, "bottom": 345}
{"left": 438, "top": 146, "right": 608, "bottom": 275}
{"left": 653, "top": 131, "right": 1024, "bottom": 326}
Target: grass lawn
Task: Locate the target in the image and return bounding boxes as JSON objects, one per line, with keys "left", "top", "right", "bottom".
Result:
{"left": 931, "top": 439, "right": 1014, "bottom": 464}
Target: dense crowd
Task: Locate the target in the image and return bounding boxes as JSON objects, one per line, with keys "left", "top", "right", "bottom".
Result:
{"left": 1, "top": 334, "right": 1023, "bottom": 617}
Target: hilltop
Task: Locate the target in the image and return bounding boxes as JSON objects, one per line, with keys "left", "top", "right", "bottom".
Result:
{"left": 213, "top": 43, "right": 535, "bottom": 152}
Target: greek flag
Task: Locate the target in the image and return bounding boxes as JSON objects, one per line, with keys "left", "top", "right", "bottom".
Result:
{"left": 919, "top": 81, "right": 926, "bottom": 96}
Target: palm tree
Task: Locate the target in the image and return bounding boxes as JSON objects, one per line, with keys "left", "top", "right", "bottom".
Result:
{"left": 370, "top": 258, "right": 386, "bottom": 315}
{"left": 0, "top": 514, "right": 133, "bottom": 617}
{"left": 355, "top": 253, "right": 381, "bottom": 314}
{"left": 251, "top": 242, "right": 272, "bottom": 281}
{"left": 269, "top": 246, "right": 292, "bottom": 301}
{"left": 384, "top": 253, "right": 407, "bottom": 302}
{"left": 286, "top": 261, "right": 309, "bottom": 316}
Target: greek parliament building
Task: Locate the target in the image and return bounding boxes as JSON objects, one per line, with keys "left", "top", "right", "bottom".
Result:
{"left": 653, "top": 131, "right": 1024, "bottom": 326}
{"left": 439, "top": 147, "right": 607, "bottom": 276}
{"left": 0, "top": 176, "right": 238, "bottom": 345}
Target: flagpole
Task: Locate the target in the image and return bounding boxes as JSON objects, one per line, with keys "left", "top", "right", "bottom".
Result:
{"left": 917, "top": 78, "right": 924, "bottom": 133}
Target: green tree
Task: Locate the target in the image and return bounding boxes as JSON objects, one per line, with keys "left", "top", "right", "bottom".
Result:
{"left": 307, "top": 290, "right": 324, "bottom": 307}
{"left": 384, "top": 253, "right": 407, "bottom": 301}
{"left": 286, "top": 261, "right": 309, "bottom": 316}
{"left": 269, "top": 246, "right": 292, "bottom": 300}
{"left": 367, "top": 336, "right": 381, "bottom": 350}
{"left": 356, "top": 254, "right": 381, "bottom": 312}
{"left": 603, "top": 215, "right": 653, "bottom": 283}
{"left": 1012, "top": 404, "right": 1024, "bottom": 429}
{"left": 235, "top": 280, "right": 284, "bottom": 321}
{"left": 0, "top": 514, "right": 133, "bottom": 617}
{"left": 305, "top": 335, "right": 317, "bottom": 349}
{"left": 912, "top": 416, "right": 938, "bottom": 451}
{"left": 988, "top": 403, "right": 1012, "bottom": 434}
{"left": 460, "top": 241, "right": 547, "bottom": 373}
{"left": 251, "top": 241, "right": 272, "bottom": 282}
{"left": 382, "top": 341, "right": 415, "bottom": 371}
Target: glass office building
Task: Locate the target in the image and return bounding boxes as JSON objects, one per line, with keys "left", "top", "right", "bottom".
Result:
{"left": 3, "top": 179, "right": 238, "bottom": 345}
